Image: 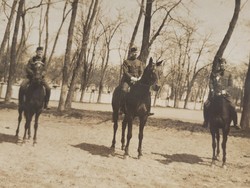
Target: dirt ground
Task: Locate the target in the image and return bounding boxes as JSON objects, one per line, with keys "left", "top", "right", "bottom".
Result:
{"left": 0, "top": 103, "right": 250, "bottom": 188}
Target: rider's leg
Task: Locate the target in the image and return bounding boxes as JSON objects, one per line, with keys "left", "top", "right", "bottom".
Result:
{"left": 19, "top": 79, "right": 30, "bottom": 107}
{"left": 226, "top": 96, "right": 241, "bottom": 130}
{"left": 120, "top": 82, "right": 129, "bottom": 113}
{"left": 41, "top": 78, "right": 51, "bottom": 109}
{"left": 147, "top": 93, "right": 154, "bottom": 116}
{"left": 202, "top": 99, "right": 210, "bottom": 128}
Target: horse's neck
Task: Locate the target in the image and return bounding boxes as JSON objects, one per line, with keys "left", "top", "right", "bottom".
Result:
{"left": 130, "top": 82, "right": 150, "bottom": 98}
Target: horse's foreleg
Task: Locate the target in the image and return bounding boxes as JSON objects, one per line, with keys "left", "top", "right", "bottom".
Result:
{"left": 124, "top": 117, "right": 133, "bottom": 158}
{"left": 111, "top": 111, "right": 119, "bottom": 151}
{"left": 216, "top": 130, "right": 220, "bottom": 159}
{"left": 16, "top": 108, "right": 23, "bottom": 137}
{"left": 121, "top": 117, "right": 127, "bottom": 150}
{"left": 28, "top": 113, "right": 34, "bottom": 140}
{"left": 138, "top": 116, "right": 147, "bottom": 159}
{"left": 211, "top": 130, "right": 217, "bottom": 167}
{"left": 23, "top": 113, "right": 32, "bottom": 144}
{"left": 33, "top": 113, "right": 40, "bottom": 146}
{"left": 222, "top": 129, "right": 229, "bottom": 169}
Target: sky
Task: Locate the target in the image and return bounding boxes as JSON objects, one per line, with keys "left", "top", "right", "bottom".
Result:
{"left": 0, "top": 0, "right": 250, "bottom": 65}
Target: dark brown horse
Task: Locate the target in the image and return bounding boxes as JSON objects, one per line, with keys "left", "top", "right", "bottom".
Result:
{"left": 111, "top": 57, "right": 163, "bottom": 159}
{"left": 209, "top": 94, "right": 232, "bottom": 169}
{"left": 16, "top": 61, "right": 46, "bottom": 145}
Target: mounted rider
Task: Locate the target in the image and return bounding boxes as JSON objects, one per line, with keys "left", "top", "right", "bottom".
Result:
{"left": 19, "top": 46, "right": 51, "bottom": 110}
{"left": 202, "top": 57, "right": 241, "bottom": 129}
{"left": 120, "top": 46, "right": 143, "bottom": 112}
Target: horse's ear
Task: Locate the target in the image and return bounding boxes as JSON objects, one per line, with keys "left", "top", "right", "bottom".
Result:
{"left": 156, "top": 60, "right": 163, "bottom": 66}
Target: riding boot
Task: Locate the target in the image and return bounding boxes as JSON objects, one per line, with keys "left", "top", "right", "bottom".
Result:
{"left": 147, "top": 95, "right": 154, "bottom": 116}
{"left": 43, "top": 79, "right": 51, "bottom": 110}
{"left": 230, "top": 105, "right": 241, "bottom": 130}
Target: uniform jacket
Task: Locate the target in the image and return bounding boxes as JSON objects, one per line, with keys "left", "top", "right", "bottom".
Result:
{"left": 26, "top": 56, "right": 46, "bottom": 78}
{"left": 121, "top": 58, "right": 144, "bottom": 83}
{"left": 209, "top": 70, "right": 233, "bottom": 95}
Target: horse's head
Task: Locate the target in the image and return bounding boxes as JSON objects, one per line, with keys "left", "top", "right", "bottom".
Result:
{"left": 140, "top": 57, "right": 163, "bottom": 91}
{"left": 31, "top": 61, "right": 45, "bottom": 83}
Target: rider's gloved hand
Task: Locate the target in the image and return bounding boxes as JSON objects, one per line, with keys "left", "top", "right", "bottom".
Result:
{"left": 131, "top": 77, "right": 138, "bottom": 82}
{"left": 210, "top": 89, "right": 214, "bottom": 97}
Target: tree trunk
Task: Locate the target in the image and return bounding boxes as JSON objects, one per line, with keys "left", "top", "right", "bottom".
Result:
{"left": 46, "top": 0, "right": 70, "bottom": 69}
{"left": 58, "top": 0, "right": 79, "bottom": 112}
{"left": 127, "top": 0, "right": 144, "bottom": 58}
{"left": 0, "top": 0, "right": 18, "bottom": 62}
{"left": 211, "top": 0, "right": 241, "bottom": 71}
{"left": 44, "top": 0, "right": 51, "bottom": 58}
{"left": 138, "top": 0, "right": 152, "bottom": 64}
{"left": 240, "top": 57, "right": 250, "bottom": 129}
{"left": 65, "top": 0, "right": 99, "bottom": 109}
{"left": 5, "top": 0, "right": 25, "bottom": 102}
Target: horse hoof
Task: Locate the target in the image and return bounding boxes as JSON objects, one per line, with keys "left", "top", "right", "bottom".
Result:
{"left": 138, "top": 155, "right": 143, "bottom": 160}
{"left": 110, "top": 148, "right": 115, "bottom": 156}
{"left": 211, "top": 161, "right": 216, "bottom": 168}
{"left": 124, "top": 155, "right": 129, "bottom": 159}
{"left": 222, "top": 164, "right": 227, "bottom": 170}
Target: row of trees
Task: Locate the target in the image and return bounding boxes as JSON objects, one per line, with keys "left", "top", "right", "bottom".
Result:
{"left": 0, "top": 0, "right": 249, "bottom": 128}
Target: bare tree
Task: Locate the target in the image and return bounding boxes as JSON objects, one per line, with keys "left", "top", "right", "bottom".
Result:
{"left": 46, "top": 0, "right": 71, "bottom": 69}
{"left": 58, "top": 0, "right": 79, "bottom": 112}
{"left": 65, "top": 0, "right": 99, "bottom": 109}
{"left": 138, "top": 0, "right": 183, "bottom": 64}
{"left": 5, "top": 0, "right": 25, "bottom": 102}
{"left": 240, "top": 56, "right": 250, "bottom": 129}
{"left": 0, "top": 0, "right": 18, "bottom": 65}
{"left": 96, "top": 20, "right": 122, "bottom": 103}
{"left": 211, "top": 0, "right": 241, "bottom": 71}
{"left": 127, "top": 0, "right": 145, "bottom": 58}
{"left": 43, "top": 0, "right": 51, "bottom": 58}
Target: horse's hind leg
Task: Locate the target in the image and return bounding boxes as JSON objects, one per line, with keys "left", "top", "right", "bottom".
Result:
{"left": 137, "top": 116, "right": 147, "bottom": 159}
{"left": 121, "top": 117, "right": 127, "bottom": 150}
{"left": 216, "top": 129, "right": 220, "bottom": 159}
{"left": 124, "top": 116, "right": 133, "bottom": 158}
{"left": 222, "top": 129, "right": 229, "bottom": 169}
{"left": 33, "top": 112, "right": 41, "bottom": 146}
{"left": 211, "top": 130, "right": 217, "bottom": 167}
{"left": 28, "top": 112, "right": 35, "bottom": 140}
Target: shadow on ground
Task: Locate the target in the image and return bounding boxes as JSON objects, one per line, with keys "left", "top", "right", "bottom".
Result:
{"left": 1, "top": 101, "right": 250, "bottom": 138}
{"left": 152, "top": 152, "right": 205, "bottom": 166}
{"left": 72, "top": 142, "right": 112, "bottom": 157}
{"left": 0, "top": 133, "right": 17, "bottom": 144}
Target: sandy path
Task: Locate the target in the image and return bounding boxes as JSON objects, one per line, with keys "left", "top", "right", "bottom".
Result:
{"left": 0, "top": 108, "right": 249, "bottom": 188}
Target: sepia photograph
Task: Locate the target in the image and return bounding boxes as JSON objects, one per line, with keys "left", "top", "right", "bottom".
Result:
{"left": 0, "top": 0, "right": 250, "bottom": 187}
